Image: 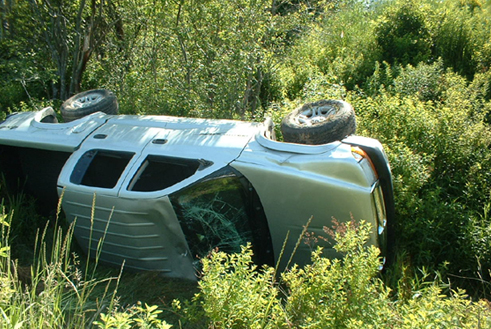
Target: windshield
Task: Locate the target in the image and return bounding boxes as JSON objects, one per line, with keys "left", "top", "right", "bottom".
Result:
{"left": 170, "top": 168, "right": 273, "bottom": 266}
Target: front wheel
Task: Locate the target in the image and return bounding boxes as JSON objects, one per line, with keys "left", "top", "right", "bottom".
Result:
{"left": 61, "top": 89, "right": 119, "bottom": 122}
{"left": 281, "top": 99, "right": 356, "bottom": 145}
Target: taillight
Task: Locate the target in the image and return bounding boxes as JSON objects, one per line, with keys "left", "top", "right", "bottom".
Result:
{"left": 351, "top": 146, "right": 379, "bottom": 178}
{"left": 351, "top": 146, "right": 378, "bottom": 185}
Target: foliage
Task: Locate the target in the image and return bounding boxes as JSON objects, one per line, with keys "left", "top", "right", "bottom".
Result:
{"left": 392, "top": 59, "right": 445, "bottom": 101}
{"left": 351, "top": 62, "right": 491, "bottom": 294}
{"left": 181, "top": 219, "right": 491, "bottom": 328}
{"left": 93, "top": 303, "right": 172, "bottom": 329}
{"left": 0, "top": 1, "right": 53, "bottom": 113}
{"left": 431, "top": 0, "right": 491, "bottom": 79}
{"left": 281, "top": 220, "right": 392, "bottom": 328}
{"left": 278, "top": 0, "right": 491, "bottom": 99}
{"left": 279, "top": 1, "right": 381, "bottom": 95}
{"left": 0, "top": 212, "right": 9, "bottom": 259}
{"left": 194, "top": 244, "right": 284, "bottom": 328}
{"left": 2, "top": 194, "right": 491, "bottom": 327}
{"left": 90, "top": 0, "right": 296, "bottom": 119}
{"left": 1, "top": 0, "right": 491, "bottom": 319}
{"left": 374, "top": 0, "right": 433, "bottom": 66}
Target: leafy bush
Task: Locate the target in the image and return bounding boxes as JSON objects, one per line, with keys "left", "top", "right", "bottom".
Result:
{"left": 282, "top": 220, "right": 392, "bottom": 328}
{"left": 374, "top": 0, "right": 433, "bottom": 66}
{"left": 278, "top": 0, "right": 491, "bottom": 100}
{"left": 432, "top": 0, "right": 491, "bottom": 79}
{"left": 93, "top": 303, "right": 172, "bottom": 329}
{"left": 351, "top": 65, "right": 491, "bottom": 294}
{"left": 392, "top": 59, "right": 445, "bottom": 101}
{"left": 194, "top": 244, "right": 284, "bottom": 328}
{"left": 280, "top": 1, "right": 381, "bottom": 94}
{"left": 0, "top": 38, "right": 53, "bottom": 113}
{"left": 183, "top": 219, "right": 491, "bottom": 328}
{"left": 372, "top": 0, "right": 491, "bottom": 81}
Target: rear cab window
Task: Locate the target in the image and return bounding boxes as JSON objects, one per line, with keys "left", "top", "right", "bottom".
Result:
{"left": 70, "top": 150, "right": 135, "bottom": 189}
{"left": 128, "top": 156, "right": 203, "bottom": 192}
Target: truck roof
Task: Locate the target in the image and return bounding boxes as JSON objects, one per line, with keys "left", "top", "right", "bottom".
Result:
{"left": 0, "top": 108, "right": 264, "bottom": 154}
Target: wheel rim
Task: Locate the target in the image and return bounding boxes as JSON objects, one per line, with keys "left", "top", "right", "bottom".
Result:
{"left": 72, "top": 93, "right": 103, "bottom": 108}
{"left": 295, "top": 104, "right": 337, "bottom": 126}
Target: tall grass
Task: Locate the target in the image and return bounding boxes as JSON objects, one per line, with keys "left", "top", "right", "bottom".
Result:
{"left": 0, "top": 197, "right": 173, "bottom": 328}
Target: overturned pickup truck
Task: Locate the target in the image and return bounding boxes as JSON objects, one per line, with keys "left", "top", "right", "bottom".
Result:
{"left": 0, "top": 90, "right": 394, "bottom": 280}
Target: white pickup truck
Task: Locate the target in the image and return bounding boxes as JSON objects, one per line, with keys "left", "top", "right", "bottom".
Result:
{"left": 0, "top": 90, "right": 394, "bottom": 280}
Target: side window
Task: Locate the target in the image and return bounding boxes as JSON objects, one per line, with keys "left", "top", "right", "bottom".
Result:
{"left": 128, "top": 155, "right": 201, "bottom": 192}
{"left": 70, "top": 150, "right": 134, "bottom": 188}
{"left": 170, "top": 169, "right": 274, "bottom": 266}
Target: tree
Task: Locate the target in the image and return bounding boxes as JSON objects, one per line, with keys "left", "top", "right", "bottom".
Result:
{"left": 97, "top": 0, "right": 284, "bottom": 118}
{"left": 28, "top": 0, "right": 123, "bottom": 100}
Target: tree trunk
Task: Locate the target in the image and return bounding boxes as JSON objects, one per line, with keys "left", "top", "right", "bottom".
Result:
{"left": 29, "top": 0, "right": 122, "bottom": 100}
{"left": 176, "top": 0, "right": 191, "bottom": 86}
{"left": 68, "top": 0, "right": 87, "bottom": 96}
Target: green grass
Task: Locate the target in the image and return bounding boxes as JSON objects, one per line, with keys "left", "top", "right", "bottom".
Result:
{"left": 0, "top": 196, "right": 180, "bottom": 328}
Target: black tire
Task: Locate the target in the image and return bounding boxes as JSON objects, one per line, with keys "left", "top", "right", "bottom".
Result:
{"left": 61, "top": 89, "right": 118, "bottom": 122}
{"left": 281, "top": 99, "right": 356, "bottom": 145}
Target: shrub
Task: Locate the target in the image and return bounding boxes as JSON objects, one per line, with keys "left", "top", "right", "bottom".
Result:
{"left": 351, "top": 71, "right": 491, "bottom": 294}
{"left": 184, "top": 219, "right": 491, "bottom": 327}
{"left": 392, "top": 59, "right": 445, "bottom": 102}
{"left": 374, "top": 0, "right": 433, "bottom": 67}
{"left": 433, "top": 4, "right": 476, "bottom": 79}
{"left": 193, "top": 243, "right": 284, "bottom": 328}
{"left": 93, "top": 303, "right": 172, "bottom": 329}
{"left": 431, "top": 0, "right": 491, "bottom": 79}
{"left": 282, "top": 220, "right": 392, "bottom": 328}
{"left": 363, "top": 61, "right": 398, "bottom": 96}
{"left": 280, "top": 1, "right": 381, "bottom": 94}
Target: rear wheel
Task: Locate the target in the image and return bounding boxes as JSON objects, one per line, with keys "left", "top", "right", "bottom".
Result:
{"left": 61, "top": 89, "right": 118, "bottom": 122}
{"left": 281, "top": 99, "right": 356, "bottom": 145}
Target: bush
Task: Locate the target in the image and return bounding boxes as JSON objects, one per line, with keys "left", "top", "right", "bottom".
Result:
{"left": 183, "top": 219, "right": 491, "bottom": 327}
{"left": 374, "top": 0, "right": 433, "bottom": 66}
{"left": 194, "top": 244, "right": 284, "bottom": 328}
{"left": 432, "top": 0, "right": 491, "bottom": 79}
{"left": 282, "top": 220, "right": 392, "bottom": 328}
{"left": 392, "top": 59, "right": 445, "bottom": 102}
{"left": 351, "top": 69, "right": 491, "bottom": 294}
{"left": 280, "top": 1, "right": 381, "bottom": 93}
